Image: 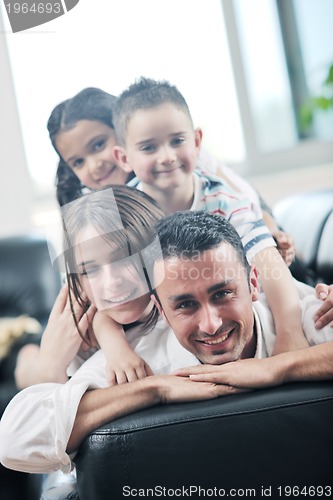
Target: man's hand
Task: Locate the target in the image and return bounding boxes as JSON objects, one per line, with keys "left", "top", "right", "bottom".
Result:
{"left": 314, "top": 284, "right": 333, "bottom": 329}
{"left": 152, "top": 374, "right": 245, "bottom": 404}
{"left": 173, "top": 357, "right": 285, "bottom": 390}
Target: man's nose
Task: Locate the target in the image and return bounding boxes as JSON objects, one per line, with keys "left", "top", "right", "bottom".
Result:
{"left": 198, "top": 305, "right": 223, "bottom": 335}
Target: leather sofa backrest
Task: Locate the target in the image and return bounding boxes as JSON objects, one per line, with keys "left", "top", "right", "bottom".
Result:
{"left": 273, "top": 188, "right": 333, "bottom": 283}
{"left": 0, "top": 235, "right": 61, "bottom": 325}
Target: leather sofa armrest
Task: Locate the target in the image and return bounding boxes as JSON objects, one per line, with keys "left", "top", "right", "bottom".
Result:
{"left": 76, "top": 381, "right": 333, "bottom": 500}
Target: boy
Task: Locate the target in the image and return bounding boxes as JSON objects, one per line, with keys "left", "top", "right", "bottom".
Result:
{"left": 112, "top": 77, "right": 308, "bottom": 354}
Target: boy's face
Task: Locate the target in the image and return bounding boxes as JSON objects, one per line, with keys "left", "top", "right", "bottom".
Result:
{"left": 115, "top": 103, "right": 202, "bottom": 191}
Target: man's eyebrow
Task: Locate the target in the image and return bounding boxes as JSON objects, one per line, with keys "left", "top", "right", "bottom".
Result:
{"left": 207, "top": 281, "right": 233, "bottom": 294}
{"left": 168, "top": 281, "right": 234, "bottom": 303}
{"left": 168, "top": 293, "right": 194, "bottom": 303}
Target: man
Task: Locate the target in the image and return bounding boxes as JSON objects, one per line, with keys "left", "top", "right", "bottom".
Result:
{"left": 0, "top": 210, "right": 332, "bottom": 476}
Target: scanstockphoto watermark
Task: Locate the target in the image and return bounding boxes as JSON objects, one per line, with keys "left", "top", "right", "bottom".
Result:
{"left": 2, "top": 0, "right": 79, "bottom": 33}
{"left": 162, "top": 246, "right": 284, "bottom": 282}
{"left": 123, "top": 485, "right": 257, "bottom": 497}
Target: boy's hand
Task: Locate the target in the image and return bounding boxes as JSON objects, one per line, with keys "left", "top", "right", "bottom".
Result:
{"left": 314, "top": 284, "right": 333, "bottom": 329}
{"left": 106, "top": 350, "right": 153, "bottom": 386}
{"left": 272, "top": 229, "right": 296, "bottom": 267}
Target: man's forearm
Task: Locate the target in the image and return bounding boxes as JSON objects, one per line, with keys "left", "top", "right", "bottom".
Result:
{"left": 282, "top": 341, "right": 333, "bottom": 384}
{"left": 67, "top": 378, "right": 161, "bottom": 453}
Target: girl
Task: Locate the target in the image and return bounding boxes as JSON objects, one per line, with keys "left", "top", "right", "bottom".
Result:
{"left": 60, "top": 185, "right": 167, "bottom": 384}
{"left": 47, "top": 87, "right": 134, "bottom": 206}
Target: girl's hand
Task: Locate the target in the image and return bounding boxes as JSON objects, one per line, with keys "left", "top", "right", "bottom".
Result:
{"left": 272, "top": 229, "right": 296, "bottom": 267}
{"left": 106, "top": 350, "right": 153, "bottom": 386}
{"left": 37, "top": 285, "right": 96, "bottom": 383}
{"left": 314, "top": 284, "right": 333, "bottom": 329}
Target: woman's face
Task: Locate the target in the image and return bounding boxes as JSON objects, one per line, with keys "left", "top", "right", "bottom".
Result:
{"left": 74, "top": 225, "right": 151, "bottom": 325}
{"left": 55, "top": 120, "right": 130, "bottom": 189}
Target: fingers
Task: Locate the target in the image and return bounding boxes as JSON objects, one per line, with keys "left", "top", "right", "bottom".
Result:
{"left": 315, "top": 283, "right": 332, "bottom": 300}
{"left": 173, "top": 365, "right": 217, "bottom": 377}
{"left": 273, "top": 230, "right": 296, "bottom": 267}
{"left": 314, "top": 284, "right": 333, "bottom": 329}
{"left": 107, "top": 362, "right": 153, "bottom": 386}
{"left": 49, "top": 285, "right": 69, "bottom": 319}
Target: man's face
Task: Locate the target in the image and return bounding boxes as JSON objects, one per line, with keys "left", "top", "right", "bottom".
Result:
{"left": 154, "top": 243, "right": 260, "bottom": 365}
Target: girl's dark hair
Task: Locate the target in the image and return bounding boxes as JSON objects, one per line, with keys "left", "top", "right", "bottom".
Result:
{"left": 47, "top": 88, "right": 119, "bottom": 206}
{"left": 61, "top": 185, "right": 164, "bottom": 343}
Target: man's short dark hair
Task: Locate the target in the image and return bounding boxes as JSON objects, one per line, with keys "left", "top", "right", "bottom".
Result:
{"left": 155, "top": 210, "right": 250, "bottom": 277}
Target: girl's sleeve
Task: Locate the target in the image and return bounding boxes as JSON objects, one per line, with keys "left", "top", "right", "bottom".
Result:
{"left": 0, "top": 350, "right": 107, "bottom": 474}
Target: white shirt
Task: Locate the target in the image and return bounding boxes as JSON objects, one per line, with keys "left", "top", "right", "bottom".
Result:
{"left": 0, "top": 282, "right": 331, "bottom": 474}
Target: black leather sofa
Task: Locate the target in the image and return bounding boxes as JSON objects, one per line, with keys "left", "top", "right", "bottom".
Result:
{"left": 74, "top": 188, "right": 333, "bottom": 500}
{"left": 0, "top": 235, "right": 61, "bottom": 500}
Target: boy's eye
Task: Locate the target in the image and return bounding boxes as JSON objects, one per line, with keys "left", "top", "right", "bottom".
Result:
{"left": 140, "top": 144, "right": 156, "bottom": 153}
{"left": 171, "top": 137, "right": 185, "bottom": 147}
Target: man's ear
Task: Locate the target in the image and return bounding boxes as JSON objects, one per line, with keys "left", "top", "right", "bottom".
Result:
{"left": 150, "top": 293, "right": 170, "bottom": 326}
{"left": 194, "top": 127, "right": 203, "bottom": 151}
{"left": 249, "top": 265, "right": 260, "bottom": 302}
{"left": 113, "top": 145, "right": 133, "bottom": 173}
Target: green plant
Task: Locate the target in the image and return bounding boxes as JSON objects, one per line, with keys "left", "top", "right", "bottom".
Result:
{"left": 300, "top": 62, "right": 333, "bottom": 131}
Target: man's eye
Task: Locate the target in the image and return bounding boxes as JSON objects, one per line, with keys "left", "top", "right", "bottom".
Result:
{"left": 176, "top": 300, "right": 197, "bottom": 310}
{"left": 213, "top": 290, "right": 231, "bottom": 301}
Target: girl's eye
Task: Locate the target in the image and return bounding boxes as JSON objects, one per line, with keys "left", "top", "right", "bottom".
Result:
{"left": 72, "top": 158, "right": 84, "bottom": 169}
{"left": 80, "top": 267, "right": 99, "bottom": 277}
{"left": 92, "top": 139, "right": 106, "bottom": 152}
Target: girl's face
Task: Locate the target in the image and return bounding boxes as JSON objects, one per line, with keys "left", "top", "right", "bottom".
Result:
{"left": 55, "top": 120, "right": 129, "bottom": 189}
{"left": 74, "top": 225, "right": 152, "bottom": 325}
